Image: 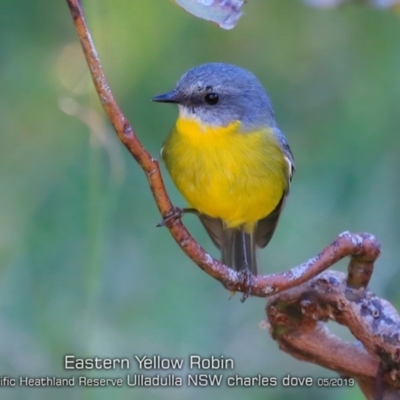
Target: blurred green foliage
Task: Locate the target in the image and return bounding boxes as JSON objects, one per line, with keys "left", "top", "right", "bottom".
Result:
{"left": 0, "top": 1, "right": 399, "bottom": 399}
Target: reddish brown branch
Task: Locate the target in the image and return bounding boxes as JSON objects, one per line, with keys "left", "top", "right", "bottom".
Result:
{"left": 267, "top": 270, "right": 400, "bottom": 397}
{"left": 65, "top": 0, "right": 381, "bottom": 298}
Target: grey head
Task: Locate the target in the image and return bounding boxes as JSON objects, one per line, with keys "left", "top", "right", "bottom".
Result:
{"left": 152, "top": 63, "right": 277, "bottom": 131}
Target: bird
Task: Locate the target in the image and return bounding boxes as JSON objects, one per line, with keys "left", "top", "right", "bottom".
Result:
{"left": 152, "top": 63, "right": 294, "bottom": 275}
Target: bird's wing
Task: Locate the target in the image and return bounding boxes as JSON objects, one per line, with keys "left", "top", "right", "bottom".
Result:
{"left": 256, "top": 154, "right": 294, "bottom": 248}
{"left": 198, "top": 214, "right": 224, "bottom": 249}
{"left": 255, "top": 193, "right": 286, "bottom": 248}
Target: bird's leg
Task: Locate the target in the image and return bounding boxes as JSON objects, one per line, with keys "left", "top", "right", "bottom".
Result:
{"left": 239, "top": 229, "right": 254, "bottom": 302}
{"left": 156, "top": 207, "right": 199, "bottom": 227}
{"left": 241, "top": 228, "right": 250, "bottom": 270}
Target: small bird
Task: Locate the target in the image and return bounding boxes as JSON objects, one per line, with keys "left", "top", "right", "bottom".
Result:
{"left": 153, "top": 63, "right": 294, "bottom": 275}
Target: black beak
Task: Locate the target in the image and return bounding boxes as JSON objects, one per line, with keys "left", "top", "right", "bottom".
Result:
{"left": 152, "top": 90, "right": 179, "bottom": 104}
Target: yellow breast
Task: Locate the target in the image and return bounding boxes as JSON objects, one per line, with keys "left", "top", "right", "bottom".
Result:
{"left": 162, "top": 117, "right": 288, "bottom": 230}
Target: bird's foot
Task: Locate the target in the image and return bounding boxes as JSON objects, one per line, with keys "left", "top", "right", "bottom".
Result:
{"left": 238, "top": 268, "right": 254, "bottom": 303}
{"left": 156, "top": 207, "right": 198, "bottom": 227}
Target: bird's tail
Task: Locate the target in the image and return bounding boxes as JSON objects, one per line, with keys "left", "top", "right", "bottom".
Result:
{"left": 221, "top": 228, "right": 258, "bottom": 275}
{"left": 198, "top": 215, "right": 258, "bottom": 274}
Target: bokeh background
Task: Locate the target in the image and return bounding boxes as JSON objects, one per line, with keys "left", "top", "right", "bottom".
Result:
{"left": 1, "top": 1, "right": 400, "bottom": 399}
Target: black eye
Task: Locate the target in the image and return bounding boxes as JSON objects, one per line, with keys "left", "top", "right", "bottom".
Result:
{"left": 204, "top": 92, "right": 219, "bottom": 105}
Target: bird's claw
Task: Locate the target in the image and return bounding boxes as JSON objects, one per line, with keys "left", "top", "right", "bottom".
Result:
{"left": 156, "top": 207, "right": 199, "bottom": 227}
{"left": 239, "top": 268, "right": 254, "bottom": 303}
{"left": 156, "top": 207, "right": 185, "bottom": 227}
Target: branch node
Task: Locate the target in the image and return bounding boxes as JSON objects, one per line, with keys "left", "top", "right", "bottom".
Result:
{"left": 123, "top": 122, "right": 133, "bottom": 137}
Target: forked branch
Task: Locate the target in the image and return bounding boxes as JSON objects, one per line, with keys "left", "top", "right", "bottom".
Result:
{"left": 267, "top": 270, "right": 400, "bottom": 398}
